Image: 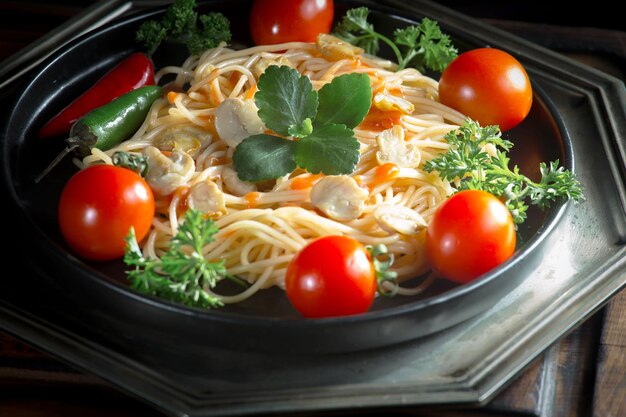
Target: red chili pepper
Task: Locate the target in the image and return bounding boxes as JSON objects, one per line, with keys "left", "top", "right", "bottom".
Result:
{"left": 38, "top": 52, "right": 155, "bottom": 139}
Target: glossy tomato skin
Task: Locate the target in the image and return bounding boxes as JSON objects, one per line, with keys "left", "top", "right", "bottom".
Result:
{"left": 285, "top": 235, "right": 376, "bottom": 318}
{"left": 58, "top": 165, "right": 155, "bottom": 261}
{"left": 426, "top": 190, "right": 516, "bottom": 283}
{"left": 250, "top": 0, "right": 334, "bottom": 45}
{"left": 439, "top": 48, "right": 532, "bottom": 132}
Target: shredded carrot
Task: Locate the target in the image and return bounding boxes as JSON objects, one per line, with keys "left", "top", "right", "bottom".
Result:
{"left": 209, "top": 79, "right": 222, "bottom": 106}
{"left": 244, "top": 191, "right": 261, "bottom": 208}
{"left": 244, "top": 83, "right": 258, "bottom": 100}
{"left": 167, "top": 91, "right": 179, "bottom": 104}
{"left": 370, "top": 163, "right": 399, "bottom": 189}
{"left": 160, "top": 150, "right": 173, "bottom": 157}
{"left": 290, "top": 174, "right": 323, "bottom": 190}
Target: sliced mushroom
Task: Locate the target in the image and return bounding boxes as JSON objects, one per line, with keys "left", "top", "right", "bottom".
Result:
{"left": 376, "top": 125, "right": 421, "bottom": 168}
{"left": 153, "top": 125, "right": 210, "bottom": 157}
{"left": 373, "top": 92, "right": 415, "bottom": 114}
{"left": 222, "top": 165, "right": 257, "bottom": 196}
{"left": 187, "top": 180, "right": 226, "bottom": 216}
{"left": 374, "top": 204, "right": 427, "bottom": 235}
{"left": 143, "top": 146, "right": 195, "bottom": 196}
{"left": 214, "top": 98, "right": 265, "bottom": 148}
{"left": 310, "top": 175, "right": 368, "bottom": 221}
{"left": 252, "top": 59, "right": 294, "bottom": 79}
{"left": 316, "top": 33, "right": 364, "bottom": 61}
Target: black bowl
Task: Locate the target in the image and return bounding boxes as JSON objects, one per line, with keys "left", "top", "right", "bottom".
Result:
{"left": 0, "top": 0, "right": 572, "bottom": 354}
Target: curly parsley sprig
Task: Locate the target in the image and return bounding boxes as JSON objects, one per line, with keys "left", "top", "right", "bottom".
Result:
{"left": 124, "top": 209, "right": 235, "bottom": 308}
{"left": 333, "top": 7, "right": 457, "bottom": 72}
{"left": 136, "top": 0, "right": 231, "bottom": 56}
{"left": 424, "top": 119, "right": 584, "bottom": 224}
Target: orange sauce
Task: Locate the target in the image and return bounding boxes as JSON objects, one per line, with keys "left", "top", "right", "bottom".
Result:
{"left": 228, "top": 71, "right": 241, "bottom": 86}
{"left": 244, "top": 191, "right": 261, "bottom": 208}
{"left": 290, "top": 174, "right": 323, "bottom": 190}
{"left": 360, "top": 106, "right": 403, "bottom": 132}
{"left": 209, "top": 156, "right": 232, "bottom": 166}
{"left": 173, "top": 186, "right": 190, "bottom": 216}
{"left": 370, "top": 163, "right": 399, "bottom": 188}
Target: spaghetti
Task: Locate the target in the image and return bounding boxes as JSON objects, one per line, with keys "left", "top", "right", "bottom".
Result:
{"left": 80, "top": 39, "right": 467, "bottom": 303}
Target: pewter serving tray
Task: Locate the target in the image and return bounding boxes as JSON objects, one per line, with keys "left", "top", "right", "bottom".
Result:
{"left": 0, "top": 1, "right": 624, "bottom": 416}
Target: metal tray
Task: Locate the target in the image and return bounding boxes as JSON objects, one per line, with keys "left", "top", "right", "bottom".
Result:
{"left": 1, "top": 0, "right": 625, "bottom": 416}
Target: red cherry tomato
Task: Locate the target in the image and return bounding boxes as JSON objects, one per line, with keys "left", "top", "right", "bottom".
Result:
{"left": 426, "top": 190, "right": 516, "bottom": 283}
{"left": 285, "top": 235, "right": 376, "bottom": 318}
{"left": 250, "top": 0, "right": 334, "bottom": 45}
{"left": 58, "top": 165, "right": 155, "bottom": 261}
{"left": 439, "top": 48, "right": 532, "bottom": 132}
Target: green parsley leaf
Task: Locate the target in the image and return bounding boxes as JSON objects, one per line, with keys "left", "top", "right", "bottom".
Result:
{"left": 124, "top": 209, "right": 231, "bottom": 309}
{"left": 334, "top": 7, "right": 380, "bottom": 55}
{"left": 294, "top": 124, "right": 360, "bottom": 175}
{"left": 423, "top": 119, "right": 583, "bottom": 225}
{"left": 232, "top": 134, "right": 297, "bottom": 181}
{"left": 334, "top": 7, "right": 457, "bottom": 72}
{"left": 255, "top": 65, "right": 318, "bottom": 138}
{"left": 315, "top": 73, "right": 372, "bottom": 129}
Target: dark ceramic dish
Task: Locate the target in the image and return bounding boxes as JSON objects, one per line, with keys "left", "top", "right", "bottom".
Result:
{"left": 3, "top": 1, "right": 625, "bottom": 416}
{"left": 1, "top": 0, "right": 570, "bottom": 355}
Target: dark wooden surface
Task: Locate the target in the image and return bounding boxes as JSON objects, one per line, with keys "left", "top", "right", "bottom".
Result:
{"left": 0, "top": 2, "right": 624, "bottom": 416}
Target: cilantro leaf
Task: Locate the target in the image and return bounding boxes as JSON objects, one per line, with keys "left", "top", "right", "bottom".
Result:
{"left": 233, "top": 134, "right": 297, "bottom": 181}
{"left": 334, "top": 7, "right": 457, "bottom": 72}
{"left": 294, "top": 124, "right": 360, "bottom": 175}
{"left": 315, "top": 73, "right": 372, "bottom": 129}
{"left": 255, "top": 65, "right": 318, "bottom": 138}
{"left": 333, "top": 7, "right": 380, "bottom": 55}
{"left": 423, "top": 119, "right": 583, "bottom": 225}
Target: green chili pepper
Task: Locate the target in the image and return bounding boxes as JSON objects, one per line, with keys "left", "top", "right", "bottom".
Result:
{"left": 35, "top": 85, "right": 162, "bottom": 183}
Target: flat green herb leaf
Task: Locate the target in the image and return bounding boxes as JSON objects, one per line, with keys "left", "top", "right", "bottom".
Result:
{"left": 233, "top": 134, "right": 297, "bottom": 181}
{"left": 294, "top": 124, "right": 360, "bottom": 174}
{"left": 333, "top": 7, "right": 457, "bottom": 72}
{"left": 288, "top": 118, "right": 313, "bottom": 138}
{"left": 333, "top": 7, "right": 381, "bottom": 55}
{"left": 315, "top": 73, "right": 372, "bottom": 129}
{"left": 255, "top": 65, "right": 318, "bottom": 137}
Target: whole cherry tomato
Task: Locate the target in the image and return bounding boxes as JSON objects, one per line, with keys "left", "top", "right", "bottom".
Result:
{"left": 439, "top": 48, "right": 532, "bottom": 132}
{"left": 250, "top": 0, "right": 334, "bottom": 45}
{"left": 58, "top": 165, "right": 155, "bottom": 261}
{"left": 426, "top": 190, "right": 516, "bottom": 283}
{"left": 285, "top": 235, "right": 376, "bottom": 318}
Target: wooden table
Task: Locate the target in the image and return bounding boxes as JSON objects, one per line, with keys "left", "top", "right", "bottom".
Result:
{"left": 1, "top": 2, "right": 624, "bottom": 416}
